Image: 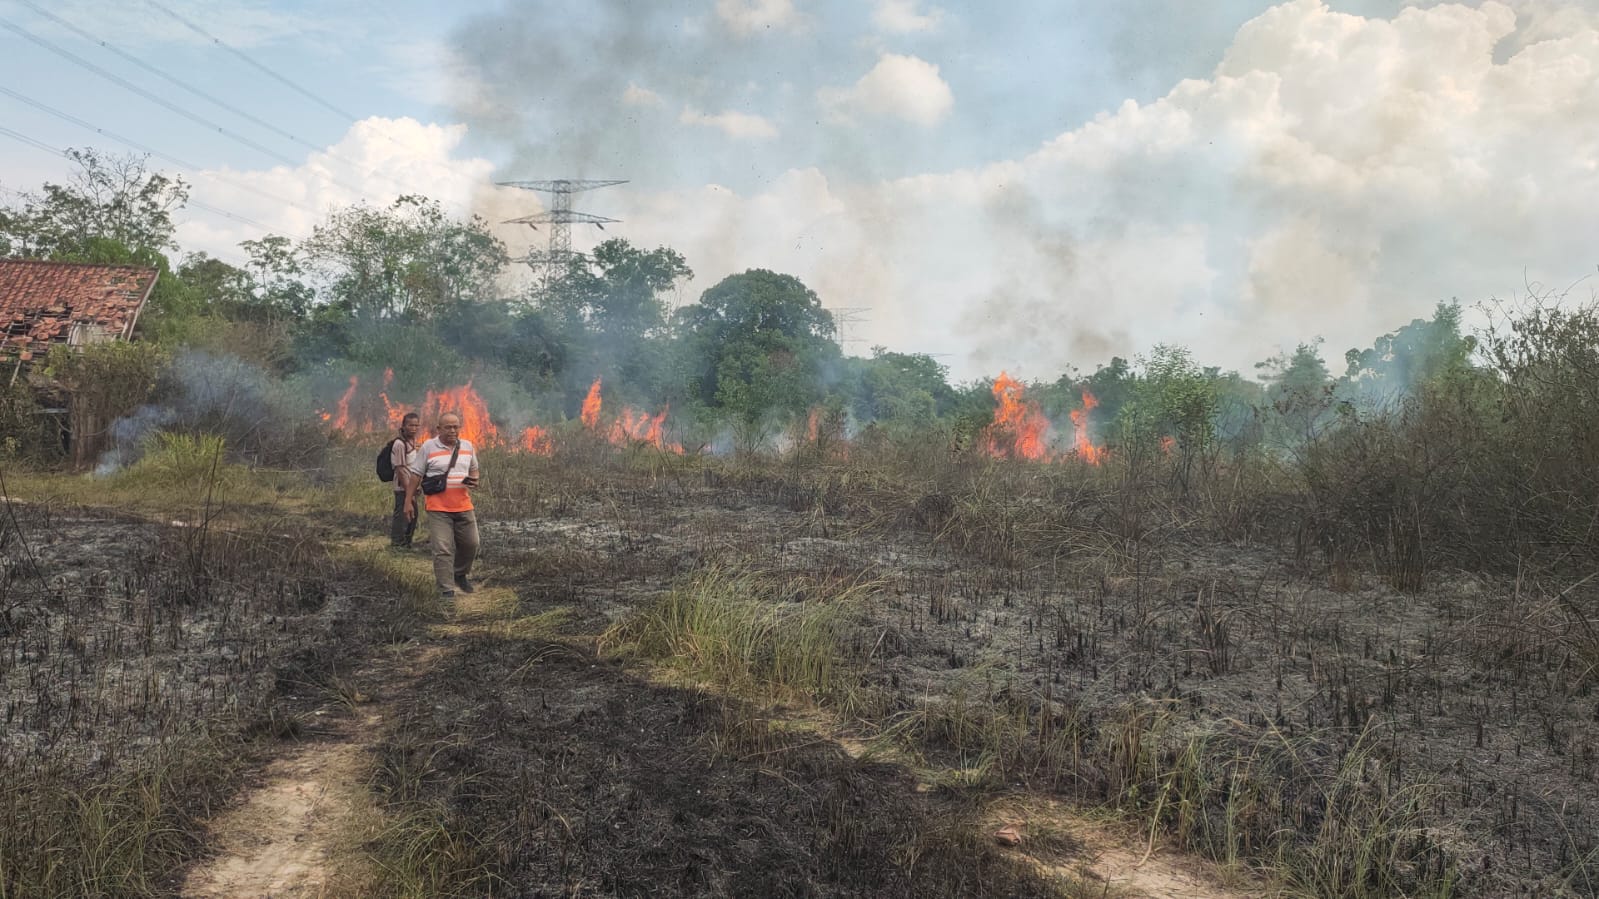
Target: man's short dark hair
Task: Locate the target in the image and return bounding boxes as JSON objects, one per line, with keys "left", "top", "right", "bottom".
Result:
{"left": 401, "top": 412, "right": 421, "bottom": 424}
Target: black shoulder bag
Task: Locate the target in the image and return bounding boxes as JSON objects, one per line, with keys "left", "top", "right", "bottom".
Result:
{"left": 420, "top": 443, "right": 460, "bottom": 496}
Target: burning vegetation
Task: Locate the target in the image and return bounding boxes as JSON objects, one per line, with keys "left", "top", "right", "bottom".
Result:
{"left": 7, "top": 151, "right": 1599, "bottom": 897}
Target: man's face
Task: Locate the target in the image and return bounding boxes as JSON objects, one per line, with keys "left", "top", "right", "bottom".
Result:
{"left": 437, "top": 416, "right": 462, "bottom": 444}
{"left": 401, "top": 417, "right": 421, "bottom": 440}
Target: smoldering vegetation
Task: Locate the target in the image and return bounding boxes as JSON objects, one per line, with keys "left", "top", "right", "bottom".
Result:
{"left": 0, "top": 497, "right": 430, "bottom": 896}
{"left": 7, "top": 151, "right": 1599, "bottom": 897}
{"left": 380, "top": 417, "right": 1599, "bottom": 897}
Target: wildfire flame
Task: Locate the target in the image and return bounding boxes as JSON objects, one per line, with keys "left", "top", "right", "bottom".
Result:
{"left": 1070, "top": 390, "right": 1107, "bottom": 465}
{"left": 426, "top": 384, "right": 500, "bottom": 447}
{"left": 520, "top": 426, "right": 553, "bottom": 456}
{"left": 322, "top": 371, "right": 687, "bottom": 458}
{"left": 319, "top": 375, "right": 360, "bottom": 427}
{"left": 581, "top": 378, "right": 602, "bottom": 430}
{"left": 984, "top": 372, "right": 1051, "bottom": 461}
{"left": 582, "top": 378, "right": 683, "bottom": 453}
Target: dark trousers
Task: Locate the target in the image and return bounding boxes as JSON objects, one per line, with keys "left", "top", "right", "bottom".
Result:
{"left": 426, "top": 510, "right": 479, "bottom": 592}
{"left": 390, "top": 491, "right": 419, "bottom": 546}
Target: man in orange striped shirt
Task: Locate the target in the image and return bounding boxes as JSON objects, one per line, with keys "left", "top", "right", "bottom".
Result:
{"left": 403, "top": 412, "right": 482, "bottom": 599}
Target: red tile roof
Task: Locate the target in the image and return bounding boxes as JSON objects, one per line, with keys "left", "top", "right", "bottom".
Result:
{"left": 0, "top": 259, "right": 157, "bottom": 360}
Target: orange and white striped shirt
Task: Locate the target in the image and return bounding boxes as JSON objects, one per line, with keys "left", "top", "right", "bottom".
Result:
{"left": 408, "top": 437, "right": 478, "bottom": 513}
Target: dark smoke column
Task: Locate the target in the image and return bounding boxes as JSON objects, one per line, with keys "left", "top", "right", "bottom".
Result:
{"left": 498, "top": 179, "right": 627, "bottom": 298}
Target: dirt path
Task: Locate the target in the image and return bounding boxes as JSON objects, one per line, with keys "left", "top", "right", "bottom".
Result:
{"left": 180, "top": 628, "right": 449, "bottom": 898}
{"left": 179, "top": 720, "right": 375, "bottom": 898}
{"left": 181, "top": 567, "right": 1255, "bottom": 899}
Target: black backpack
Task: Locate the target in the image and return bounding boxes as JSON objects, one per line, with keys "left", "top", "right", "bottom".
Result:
{"left": 376, "top": 437, "right": 400, "bottom": 482}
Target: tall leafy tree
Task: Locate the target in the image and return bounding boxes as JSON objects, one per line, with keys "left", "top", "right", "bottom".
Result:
{"left": 1257, "top": 339, "right": 1335, "bottom": 443}
{"left": 0, "top": 149, "right": 188, "bottom": 259}
{"left": 674, "top": 269, "right": 838, "bottom": 432}
{"left": 1342, "top": 302, "right": 1477, "bottom": 404}
{"left": 537, "top": 238, "right": 692, "bottom": 401}
{"left": 300, "top": 195, "right": 507, "bottom": 321}
{"left": 848, "top": 347, "right": 953, "bottom": 427}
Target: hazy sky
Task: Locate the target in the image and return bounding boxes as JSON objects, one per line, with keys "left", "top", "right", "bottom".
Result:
{"left": 2, "top": 0, "right": 1596, "bottom": 380}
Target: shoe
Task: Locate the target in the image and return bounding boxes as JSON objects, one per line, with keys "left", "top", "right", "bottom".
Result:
{"left": 438, "top": 588, "right": 456, "bottom": 600}
{"left": 453, "top": 575, "right": 476, "bottom": 594}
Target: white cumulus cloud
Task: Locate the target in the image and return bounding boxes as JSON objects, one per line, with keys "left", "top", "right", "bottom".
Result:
{"left": 678, "top": 107, "right": 780, "bottom": 140}
{"left": 819, "top": 53, "right": 954, "bottom": 126}
{"left": 715, "top": 0, "right": 802, "bottom": 35}
{"left": 612, "top": 0, "right": 1599, "bottom": 380}
{"left": 872, "top": 0, "right": 944, "bottom": 33}
{"left": 622, "top": 82, "right": 665, "bottom": 107}
{"left": 176, "top": 117, "right": 494, "bottom": 267}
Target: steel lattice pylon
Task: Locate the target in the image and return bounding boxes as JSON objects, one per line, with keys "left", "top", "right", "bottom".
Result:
{"left": 498, "top": 179, "right": 626, "bottom": 296}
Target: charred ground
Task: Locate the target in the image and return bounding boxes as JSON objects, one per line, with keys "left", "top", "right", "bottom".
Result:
{"left": 4, "top": 442, "right": 1598, "bottom": 897}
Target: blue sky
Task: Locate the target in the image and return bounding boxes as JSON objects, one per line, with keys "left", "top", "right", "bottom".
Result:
{"left": 2, "top": 0, "right": 1597, "bottom": 379}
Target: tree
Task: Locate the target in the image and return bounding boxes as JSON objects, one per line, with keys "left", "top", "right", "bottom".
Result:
{"left": 536, "top": 238, "right": 692, "bottom": 401}
{"left": 1257, "top": 340, "right": 1335, "bottom": 443}
{"left": 541, "top": 239, "right": 691, "bottom": 341}
{"left": 847, "top": 347, "right": 954, "bottom": 427}
{"left": 239, "top": 235, "right": 314, "bottom": 321}
{"left": 675, "top": 270, "right": 839, "bottom": 435}
{"left": 0, "top": 149, "right": 188, "bottom": 259}
{"left": 1121, "top": 345, "right": 1218, "bottom": 493}
{"left": 300, "top": 195, "right": 507, "bottom": 321}
{"left": 1342, "top": 302, "right": 1477, "bottom": 405}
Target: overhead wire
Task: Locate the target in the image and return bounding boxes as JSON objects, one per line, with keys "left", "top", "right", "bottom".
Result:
{"left": 0, "top": 2, "right": 484, "bottom": 258}
{"left": 0, "top": 16, "right": 305, "bottom": 170}
{"left": 0, "top": 84, "right": 315, "bottom": 237}
{"left": 0, "top": 122, "right": 285, "bottom": 264}
{"left": 11, "top": 0, "right": 451, "bottom": 205}
{"left": 0, "top": 15, "right": 388, "bottom": 203}
{"left": 141, "top": 0, "right": 359, "bottom": 123}
{"left": 137, "top": 0, "right": 480, "bottom": 212}
{"left": 13, "top": 0, "right": 327, "bottom": 158}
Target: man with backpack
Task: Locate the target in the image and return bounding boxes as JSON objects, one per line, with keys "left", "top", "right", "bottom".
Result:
{"left": 383, "top": 413, "right": 422, "bottom": 548}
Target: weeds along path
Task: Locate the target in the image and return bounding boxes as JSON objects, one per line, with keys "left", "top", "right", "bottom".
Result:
{"left": 179, "top": 720, "right": 373, "bottom": 896}
{"left": 177, "top": 539, "right": 467, "bottom": 897}
{"left": 180, "top": 512, "right": 1247, "bottom": 898}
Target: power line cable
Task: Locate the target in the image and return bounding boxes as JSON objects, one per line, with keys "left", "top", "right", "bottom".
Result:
{"left": 13, "top": 0, "right": 445, "bottom": 204}
{"left": 0, "top": 16, "right": 306, "bottom": 169}
{"left": 0, "top": 123, "right": 279, "bottom": 262}
{"left": 136, "top": 0, "right": 480, "bottom": 210}
{"left": 0, "top": 15, "right": 378, "bottom": 201}
{"left": 141, "top": 0, "right": 359, "bottom": 123}
{"left": 14, "top": 0, "right": 326, "bottom": 157}
{"left": 0, "top": 86, "right": 314, "bottom": 235}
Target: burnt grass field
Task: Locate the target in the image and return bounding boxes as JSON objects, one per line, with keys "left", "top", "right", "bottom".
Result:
{"left": 4, "top": 439, "right": 1599, "bottom": 897}
{"left": 388, "top": 443, "right": 1599, "bottom": 898}
{"left": 0, "top": 489, "right": 428, "bottom": 897}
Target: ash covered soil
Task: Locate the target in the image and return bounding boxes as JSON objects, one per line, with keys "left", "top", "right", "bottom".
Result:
{"left": 0, "top": 506, "right": 346, "bottom": 768}
{"left": 461, "top": 464, "right": 1599, "bottom": 897}
{"left": 8, "top": 458, "right": 1598, "bottom": 897}
{"left": 0, "top": 497, "right": 420, "bottom": 897}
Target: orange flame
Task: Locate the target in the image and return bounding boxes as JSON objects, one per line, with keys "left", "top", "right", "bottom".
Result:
{"left": 321, "top": 375, "right": 359, "bottom": 428}
{"left": 520, "top": 426, "right": 553, "bottom": 456}
{"left": 581, "top": 378, "right": 602, "bottom": 429}
{"left": 1070, "top": 390, "right": 1107, "bottom": 465}
{"left": 608, "top": 405, "right": 682, "bottom": 453}
{"left": 424, "top": 383, "right": 500, "bottom": 447}
{"left": 807, "top": 407, "right": 821, "bottom": 443}
{"left": 984, "top": 372, "right": 1051, "bottom": 461}
{"left": 1160, "top": 435, "right": 1176, "bottom": 456}
{"left": 320, "top": 371, "right": 683, "bottom": 457}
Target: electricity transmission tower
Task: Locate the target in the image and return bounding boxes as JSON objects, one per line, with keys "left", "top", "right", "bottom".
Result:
{"left": 831, "top": 306, "right": 871, "bottom": 352}
{"left": 498, "top": 179, "right": 626, "bottom": 296}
